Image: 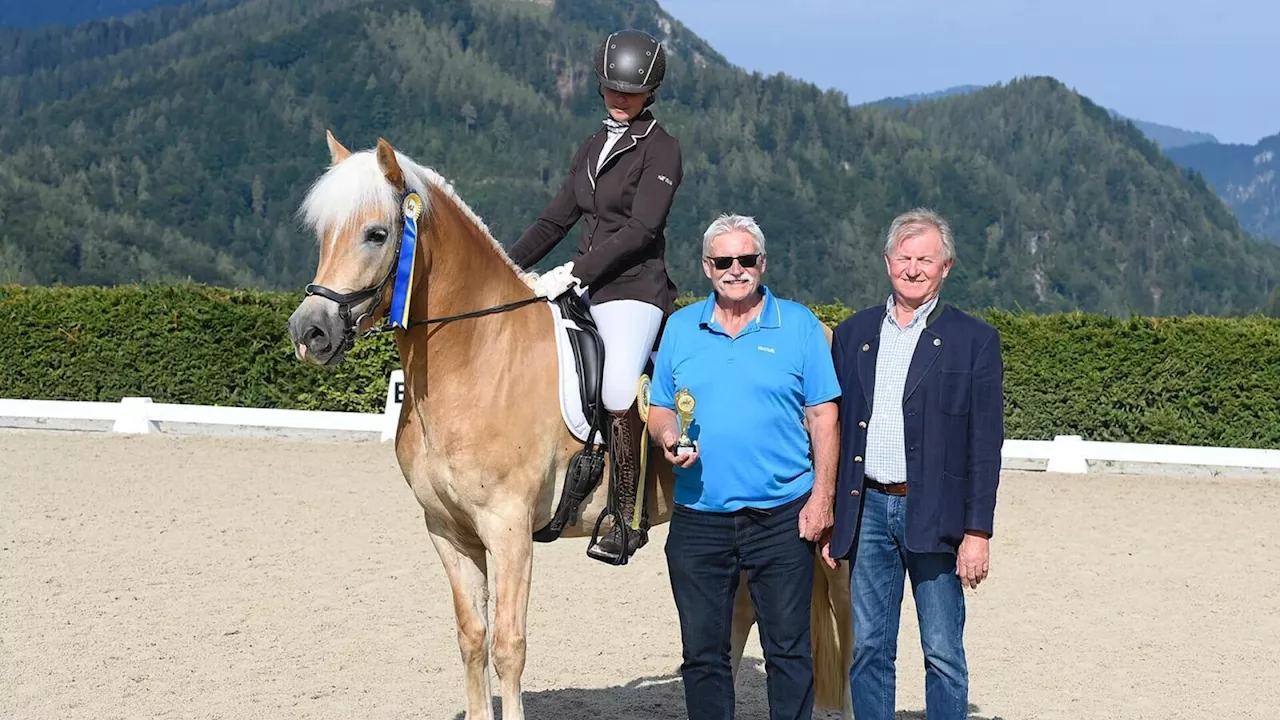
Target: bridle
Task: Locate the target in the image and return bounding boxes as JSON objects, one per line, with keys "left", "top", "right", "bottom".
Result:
{"left": 304, "top": 188, "right": 546, "bottom": 354}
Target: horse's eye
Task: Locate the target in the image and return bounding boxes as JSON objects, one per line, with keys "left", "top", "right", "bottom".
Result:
{"left": 365, "top": 228, "right": 389, "bottom": 244}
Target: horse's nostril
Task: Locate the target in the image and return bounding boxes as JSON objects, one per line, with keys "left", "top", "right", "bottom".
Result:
{"left": 304, "top": 324, "right": 329, "bottom": 350}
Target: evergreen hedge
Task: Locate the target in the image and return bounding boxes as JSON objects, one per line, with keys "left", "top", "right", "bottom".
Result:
{"left": 2, "top": 284, "right": 1278, "bottom": 449}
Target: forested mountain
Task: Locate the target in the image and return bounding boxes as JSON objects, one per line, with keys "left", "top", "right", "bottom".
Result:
{"left": 0, "top": 0, "right": 1276, "bottom": 316}
{"left": 868, "top": 85, "right": 1221, "bottom": 151}
{"left": 1169, "top": 133, "right": 1280, "bottom": 243}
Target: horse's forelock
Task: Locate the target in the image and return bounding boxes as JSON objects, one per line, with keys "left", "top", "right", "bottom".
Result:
{"left": 298, "top": 146, "right": 522, "bottom": 274}
{"left": 299, "top": 150, "right": 408, "bottom": 240}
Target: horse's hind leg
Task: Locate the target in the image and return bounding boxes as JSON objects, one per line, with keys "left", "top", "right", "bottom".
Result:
{"left": 476, "top": 508, "right": 534, "bottom": 720}
{"left": 427, "top": 526, "right": 493, "bottom": 720}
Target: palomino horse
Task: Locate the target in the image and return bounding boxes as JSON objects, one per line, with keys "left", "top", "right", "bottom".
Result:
{"left": 287, "top": 132, "right": 853, "bottom": 720}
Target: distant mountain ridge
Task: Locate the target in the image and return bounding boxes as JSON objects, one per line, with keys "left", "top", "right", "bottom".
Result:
{"left": 1169, "top": 133, "right": 1280, "bottom": 242}
{"left": 867, "top": 83, "right": 1220, "bottom": 151}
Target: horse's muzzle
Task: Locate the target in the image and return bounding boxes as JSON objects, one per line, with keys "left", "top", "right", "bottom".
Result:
{"left": 288, "top": 295, "right": 351, "bottom": 366}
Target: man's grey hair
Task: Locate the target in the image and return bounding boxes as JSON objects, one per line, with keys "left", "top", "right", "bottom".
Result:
{"left": 702, "top": 213, "right": 766, "bottom": 256}
{"left": 883, "top": 208, "right": 956, "bottom": 262}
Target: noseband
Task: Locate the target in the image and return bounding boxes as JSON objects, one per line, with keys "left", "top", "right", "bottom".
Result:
{"left": 304, "top": 189, "right": 546, "bottom": 353}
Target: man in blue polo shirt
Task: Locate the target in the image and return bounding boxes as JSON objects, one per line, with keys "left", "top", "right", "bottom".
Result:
{"left": 647, "top": 213, "right": 841, "bottom": 720}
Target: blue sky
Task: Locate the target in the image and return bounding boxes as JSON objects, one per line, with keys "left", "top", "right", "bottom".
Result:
{"left": 655, "top": 0, "right": 1279, "bottom": 145}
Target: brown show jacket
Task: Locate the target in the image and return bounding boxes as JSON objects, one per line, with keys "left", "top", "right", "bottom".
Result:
{"left": 508, "top": 110, "right": 683, "bottom": 315}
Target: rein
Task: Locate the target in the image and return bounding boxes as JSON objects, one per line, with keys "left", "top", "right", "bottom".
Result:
{"left": 304, "top": 188, "right": 548, "bottom": 351}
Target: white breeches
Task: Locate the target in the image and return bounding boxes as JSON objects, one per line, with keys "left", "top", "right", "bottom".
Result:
{"left": 586, "top": 298, "right": 664, "bottom": 412}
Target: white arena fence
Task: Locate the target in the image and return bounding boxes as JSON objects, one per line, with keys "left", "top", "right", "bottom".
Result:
{"left": 1, "top": 370, "right": 1278, "bottom": 476}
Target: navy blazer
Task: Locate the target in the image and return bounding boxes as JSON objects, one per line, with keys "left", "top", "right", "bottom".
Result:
{"left": 828, "top": 301, "right": 1005, "bottom": 562}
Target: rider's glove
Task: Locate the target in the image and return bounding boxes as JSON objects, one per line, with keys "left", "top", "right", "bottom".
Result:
{"left": 532, "top": 262, "right": 581, "bottom": 299}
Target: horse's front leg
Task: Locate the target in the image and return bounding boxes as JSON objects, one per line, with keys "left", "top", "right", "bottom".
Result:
{"left": 476, "top": 505, "right": 534, "bottom": 720}
{"left": 426, "top": 523, "right": 493, "bottom": 720}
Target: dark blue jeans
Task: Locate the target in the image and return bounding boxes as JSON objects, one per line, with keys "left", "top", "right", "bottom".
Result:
{"left": 850, "top": 487, "right": 968, "bottom": 720}
{"left": 665, "top": 491, "right": 815, "bottom": 720}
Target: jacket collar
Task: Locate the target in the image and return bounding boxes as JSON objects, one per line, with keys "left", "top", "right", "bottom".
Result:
{"left": 698, "top": 285, "right": 781, "bottom": 334}
{"left": 589, "top": 110, "right": 657, "bottom": 187}
{"left": 856, "top": 296, "right": 950, "bottom": 408}
{"left": 883, "top": 293, "right": 941, "bottom": 331}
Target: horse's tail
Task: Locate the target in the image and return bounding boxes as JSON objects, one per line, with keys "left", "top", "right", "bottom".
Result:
{"left": 811, "top": 553, "right": 853, "bottom": 713}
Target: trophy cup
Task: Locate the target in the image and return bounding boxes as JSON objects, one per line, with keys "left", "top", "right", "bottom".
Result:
{"left": 674, "top": 388, "right": 697, "bottom": 456}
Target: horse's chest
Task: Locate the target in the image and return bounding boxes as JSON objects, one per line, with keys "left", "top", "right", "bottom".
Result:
{"left": 396, "top": 435, "right": 495, "bottom": 517}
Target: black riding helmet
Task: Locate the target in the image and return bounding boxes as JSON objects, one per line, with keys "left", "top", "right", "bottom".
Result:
{"left": 594, "top": 29, "right": 666, "bottom": 96}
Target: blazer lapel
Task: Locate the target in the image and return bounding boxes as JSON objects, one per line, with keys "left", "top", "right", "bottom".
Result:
{"left": 593, "top": 115, "right": 657, "bottom": 185}
{"left": 901, "top": 303, "right": 949, "bottom": 403}
{"left": 585, "top": 130, "right": 609, "bottom": 189}
{"left": 902, "top": 329, "right": 942, "bottom": 403}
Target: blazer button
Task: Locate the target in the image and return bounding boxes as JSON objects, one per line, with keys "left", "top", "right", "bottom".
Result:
{"left": 854, "top": 455, "right": 862, "bottom": 462}
{"left": 858, "top": 421, "right": 867, "bottom": 429}
{"left": 850, "top": 488, "right": 860, "bottom": 496}
{"left": 862, "top": 343, "right": 870, "bottom": 351}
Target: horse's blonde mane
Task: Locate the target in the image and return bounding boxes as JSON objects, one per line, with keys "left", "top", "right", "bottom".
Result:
{"left": 299, "top": 147, "right": 522, "bottom": 274}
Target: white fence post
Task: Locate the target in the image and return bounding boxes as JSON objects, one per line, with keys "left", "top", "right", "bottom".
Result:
{"left": 382, "top": 370, "right": 404, "bottom": 442}
{"left": 112, "top": 397, "right": 159, "bottom": 434}
{"left": 1046, "top": 434, "right": 1089, "bottom": 473}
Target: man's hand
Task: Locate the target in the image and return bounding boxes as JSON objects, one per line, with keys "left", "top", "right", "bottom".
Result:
{"left": 818, "top": 528, "right": 838, "bottom": 569}
{"left": 658, "top": 428, "right": 699, "bottom": 468}
{"left": 798, "top": 491, "right": 834, "bottom": 543}
{"left": 956, "top": 530, "right": 990, "bottom": 589}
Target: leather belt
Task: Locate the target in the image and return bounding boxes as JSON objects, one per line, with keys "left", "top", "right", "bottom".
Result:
{"left": 864, "top": 477, "right": 906, "bottom": 496}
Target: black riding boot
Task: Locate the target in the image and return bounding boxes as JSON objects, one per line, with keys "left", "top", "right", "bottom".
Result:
{"left": 587, "top": 404, "right": 649, "bottom": 564}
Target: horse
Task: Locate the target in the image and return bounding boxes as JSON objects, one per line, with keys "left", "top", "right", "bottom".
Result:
{"left": 286, "top": 131, "right": 853, "bottom": 720}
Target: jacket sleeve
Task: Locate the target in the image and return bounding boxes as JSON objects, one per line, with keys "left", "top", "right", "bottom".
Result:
{"left": 507, "top": 140, "right": 589, "bottom": 270}
{"left": 965, "top": 327, "right": 1005, "bottom": 536}
{"left": 571, "top": 135, "right": 682, "bottom": 286}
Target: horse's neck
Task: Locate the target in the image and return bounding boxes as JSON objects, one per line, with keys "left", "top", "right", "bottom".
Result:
{"left": 395, "top": 183, "right": 539, "bottom": 392}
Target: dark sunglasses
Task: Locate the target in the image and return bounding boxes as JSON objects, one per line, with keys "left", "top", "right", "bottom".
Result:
{"left": 706, "top": 254, "right": 762, "bottom": 270}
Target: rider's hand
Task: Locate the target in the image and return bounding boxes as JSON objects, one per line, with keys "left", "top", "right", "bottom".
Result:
{"left": 532, "top": 262, "right": 581, "bottom": 299}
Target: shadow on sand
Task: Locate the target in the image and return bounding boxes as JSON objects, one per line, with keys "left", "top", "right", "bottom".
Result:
{"left": 454, "top": 657, "right": 1001, "bottom": 719}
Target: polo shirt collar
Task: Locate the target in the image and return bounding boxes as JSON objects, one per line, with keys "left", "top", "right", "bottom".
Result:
{"left": 699, "top": 285, "right": 782, "bottom": 331}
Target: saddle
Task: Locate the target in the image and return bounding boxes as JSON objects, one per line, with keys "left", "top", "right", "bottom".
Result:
{"left": 531, "top": 292, "right": 655, "bottom": 548}
{"left": 532, "top": 293, "right": 610, "bottom": 544}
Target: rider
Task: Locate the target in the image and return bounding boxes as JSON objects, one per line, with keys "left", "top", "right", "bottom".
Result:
{"left": 508, "top": 28, "right": 683, "bottom": 565}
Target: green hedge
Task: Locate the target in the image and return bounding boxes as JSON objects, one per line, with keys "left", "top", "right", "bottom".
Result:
{"left": 2, "top": 284, "right": 1279, "bottom": 448}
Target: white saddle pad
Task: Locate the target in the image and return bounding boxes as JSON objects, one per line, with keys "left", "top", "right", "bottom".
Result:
{"left": 548, "top": 299, "right": 604, "bottom": 445}
{"left": 546, "top": 295, "right": 658, "bottom": 447}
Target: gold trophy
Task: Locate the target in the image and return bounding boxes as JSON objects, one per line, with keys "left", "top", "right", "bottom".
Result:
{"left": 674, "top": 388, "right": 697, "bottom": 456}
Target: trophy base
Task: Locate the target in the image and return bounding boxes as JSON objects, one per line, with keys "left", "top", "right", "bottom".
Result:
{"left": 675, "top": 446, "right": 694, "bottom": 456}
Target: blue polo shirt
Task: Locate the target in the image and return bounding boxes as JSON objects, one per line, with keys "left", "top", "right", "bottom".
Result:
{"left": 649, "top": 286, "right": 841, "bottom": 513}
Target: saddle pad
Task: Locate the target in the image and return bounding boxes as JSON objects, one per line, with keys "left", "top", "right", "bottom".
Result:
{"left": 548, "top": 300, "right": 604, "bottom": 445}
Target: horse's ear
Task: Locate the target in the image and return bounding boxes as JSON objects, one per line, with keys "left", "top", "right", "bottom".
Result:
{"left": 376, "top": 137, "right": 405, "bottom": 191}
{"left": 325, "top": 129, "right": 351, "bottom": 165}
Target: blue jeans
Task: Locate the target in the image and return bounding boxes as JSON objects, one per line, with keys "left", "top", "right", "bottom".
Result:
{"left": 665, "top": 491, "right": 815, "bottom": 720}
{"left": 850, "top": 487, "right": 968, "bottom": 720}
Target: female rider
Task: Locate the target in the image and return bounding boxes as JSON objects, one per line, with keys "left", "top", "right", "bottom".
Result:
{"left": 508, "top": 29, "right": 683, "bottom": 565}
